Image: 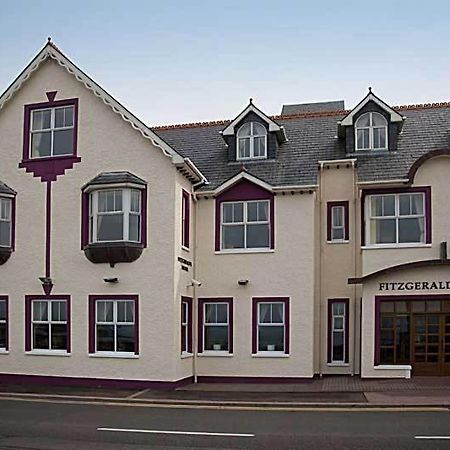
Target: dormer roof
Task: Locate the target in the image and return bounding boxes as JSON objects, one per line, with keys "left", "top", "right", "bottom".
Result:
{"left": 338, "top": 89, "right": 404, "bottom": 127}
{"left": 221, "top": 100, "right": 288, "bottom": 143}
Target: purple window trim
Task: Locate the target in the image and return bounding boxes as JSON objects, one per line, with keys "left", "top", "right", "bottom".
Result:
{"left": 197, "top": 298, "right": 233, "bottom": 354}
{"left": 327, "top": 298, "right": 349, "bottom": 364}
{"left": 88, "top": 294, "right": 139, "bottom": 355}
{"left": 252, "top": 297, "right": 290, "bottom": 355}
{"left": 20, "top": 97, "right": 81, "bottom": 182}
{"left": 215, "top": 179, "right": 275, "bottom": 251}
{"left": 361, "top": 186, "right": 432, "bottom": 246}
{"left": 0, "top": 296, "right": 8, "bottom": 351}
{"left": 182, "top": 190, "right": 190, "bottom": 249}
{"left": 327, "top": 201, "right": 349, "bottom": 242}
{"left": 81, "top": 186, "right": 147, "bottom": 249}
{"left": 374, "top": 294, "right": 450, "bottom": 366}
{"left": 24, "top": 295, "right": 71, "bottom": 353}
{"left": 181, "top": 296, "right": 193, "bottom": 354}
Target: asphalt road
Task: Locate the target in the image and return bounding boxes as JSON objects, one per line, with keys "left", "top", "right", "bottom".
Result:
{"left": 1, "top": 399, "right": 450, "bottom": 449}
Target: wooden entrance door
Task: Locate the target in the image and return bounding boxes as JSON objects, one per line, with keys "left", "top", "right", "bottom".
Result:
{"left": 412, "top": 314, "right": 450, "bottom": 375}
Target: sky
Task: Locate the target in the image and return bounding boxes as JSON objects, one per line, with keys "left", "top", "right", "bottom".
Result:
{"left": 0, "top": 0, "right": 449, "bottom": 126}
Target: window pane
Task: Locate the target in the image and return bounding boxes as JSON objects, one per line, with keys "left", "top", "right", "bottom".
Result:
{"left": 382, "top": 196, "right": 395, "bottom": 216}
{"left": 222, "top": 204, "right": 233, "bottom": 223}
{"left": 130, "top": 191, "right": 140, "bottom": 212}
{"left": 357, "top": 128, "right": 369, "bottom": 149}
{"left": 332, "top": 331, "right": 344, "bottom": 361}
{"left": 259, "top": 303, "right": 271, "bottom": 323}
{"left": 381, "top": 329, "right": 395, "bottom": 346}
{"left": 371, "top": 196, "right": 383, "bottom": 216}
{"left": 332, "top": 227, "right": 344, "bottom": 240}
{"left": 237, "top": 123, "right": 251, "bottom": 137}
{"left": 334, "top": 317, "right": 344, "bottom": 330}
{"left": 0, "top": 199, "right": 10, "bottom": 220}
{"left": 271, "top": 304, "right": 283, "bottom": 323}
{"left": 31, "top": 131, "right": 51, "bottom": 158}
{"left": 373, "top": 127, "right": 386, "bottom": 149}
{"left": 181, "top": 324, "right": 187, "bottom": 352}
{"left": 258, "top": 202, "right": 268, "bottom": 221}
{"left": 247, "top": 202, "right": 258, "bottom": 222}
{"left": 253, "top": 136, "right": 266, "bottom": 157}
{"left": 0, "top": 324, "right": 5, "bottom": 348}
{"left": 33, "top": 324, "right": 49, "bottom": 349}
{"left": 0, "top": 222, "right": 11, "bottom": 247}
{"left": 246, "top": 224, "right": 269, "bottom": 248}
{"left": 233, "top": 203, "right": 243, "bottom": 222}
{"left": 333, "top": 303, "right": 345, "bottom": 316}
{"left": 32, "top": 110, "right": 51, "bottom": 131}
{"left": 53, "top": 129, "right": 74, "bottom": 155}
{"left": 0, "top": 301, "right": 5, "bottom": 321}
{"left": 205, "top": 304, "right": 216, "bottom": 324}
{"left": 356, "top": 113, "right": 370, "bottom": 127}
{"left": 204, "top": 326, "right": 228, "bottom": 351}
{"left": 97, "top": 301, "right": 113, "bottom": 322}
{"left": 258, "top": 326, "right": 284, "bottom": 352}
{"left": 410, "top": 194, "right": 424, "bottom": 215}
{"left": 238, "top": 138, "right": 250, "bottom": 158}
{"left": 399, "top": 195, "right": 411, "bottom": 216}
{"left": 97, "top": 192, "right": 108, "bottom": 213}
{"left": 371, "top": 113, "right": 386, "bottom": 127}
{"left": 370, "top": 218, "right": 396, "bottom": 244}
{"left": 380, "top": 347, "right": 394, "bottom": 364}
{"left": 216, "top": 304, "right": 228, "bottom": 324}
{"left": 400, "top": 194, "right": 423, "bottom": 215}
{"left": 114, "top": 191, "right": 123, "bottom": 211}
{"left": 398, "top": 218, "right": 424, "bottom": 243}
{"left": 129, "top": 214, "right": 140, "bottom": 242}
{"left": 55, "top": 107, "right": 74, "bottom": 128}
{"left": 51, "top": 324, "right": 67, "bottom": 350}
{"left": 252, "top": 122, "right": 266, "bottom": 136}
{"left": 55, "top": 108, "right": 65, "bottom": 128}
{"left": 117, "top": 301, "right": 134, "bottom": 323}
{"left": 117, "top": 325, "right": 135, "bottom": 352}
{"left": 222, "top": 225, "right": 244, "bottom": 249}
{"left": 51, "top": 301, "right": 66, "bottom": 322}
{"left": 97, "top": 214, "right": 124, "bottom": 241}
{"left": 33, "top": 301, "right": 48, "bottom": 321}
{"left": 332, "top": 207, "right": 343, "bottom": 227}
{"left": 97, "top": 325, "right": 114, "bottom": 351}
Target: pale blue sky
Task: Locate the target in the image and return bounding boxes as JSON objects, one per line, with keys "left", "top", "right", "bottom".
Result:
{"left": 0, "top": 0, "right": 448, "bottom": 125}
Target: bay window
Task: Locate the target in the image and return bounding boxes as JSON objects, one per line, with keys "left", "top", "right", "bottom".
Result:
{"left": 90, "top": 189, "right": 141, "bottom": 243}
{"left": 366, "top": 191, "right": 428, "bottom": 245}
{"left": 0, "top": 197, "right": 11, "bottom": 247}
{"left": 221, "top": 200, "right": 270, "bottom": 250}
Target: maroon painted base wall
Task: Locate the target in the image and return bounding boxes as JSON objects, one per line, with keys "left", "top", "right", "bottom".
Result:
{"left": 197, "top": 376, "right": 313, "bottom": 384}
{"left": 0, "top": 373, "right": 194, "bottom": 391}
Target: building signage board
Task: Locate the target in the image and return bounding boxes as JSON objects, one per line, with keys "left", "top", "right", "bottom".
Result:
{"left": 379, "top": 281, "right": 450, "bottom": 291}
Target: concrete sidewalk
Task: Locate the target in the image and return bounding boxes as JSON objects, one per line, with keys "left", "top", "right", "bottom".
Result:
{"left": 0, "top": 376, "right": 449, "bottom": 408}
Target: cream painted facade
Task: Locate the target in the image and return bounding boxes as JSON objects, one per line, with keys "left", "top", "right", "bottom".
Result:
{"left": 0, "top": 42, "right": 449, "bottom": 386}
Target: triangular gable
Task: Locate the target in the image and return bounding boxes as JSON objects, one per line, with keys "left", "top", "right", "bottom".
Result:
{"left": 210, "top": 171, "right": 273, "bottom": 197}
{"left": 339, "top": 89, "right": 404, "bottom": 127}
{"left": 221, "top": 100, "right": 287, "bottom": 142}
{"left": 0, "top": 40, "right": 207, "bottom": 184}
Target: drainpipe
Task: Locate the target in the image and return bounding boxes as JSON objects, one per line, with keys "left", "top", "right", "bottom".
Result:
{"left": 352, "top": 163, "right": 357, "bottom": 376}
{"left": 191, "top": 192, "right": 199, "bottom": 383}
{"left": 318, "top": 166, "right": 324, "bottom": 377}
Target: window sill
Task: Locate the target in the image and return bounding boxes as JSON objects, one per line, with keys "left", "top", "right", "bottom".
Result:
{"left": 0, "top": 349, "right": 9, "bottom": 355}
{"left": 25, "top": 350, "right": 71, "bottom": 357}
{"left": 327, "top": 362, "right": 349, "bottom": 367}
{"left": 374, "top": 364, "right": 411, "bottom": 371}
{"left": 198, "top": 351, "right": 233, "bottom": 357}
{"left": 89, "top": 352, "right": 139, "bottom": 359}
{"left": 181, "top": 246, "right": 190, "bottom": 253}
{"left": 327, "top": 240, "right": 350, "bottom": 245}
{"left": 362, "top": 243, "right": 432, "bottom": 250}
{"left": 252, "top": 352, "right": 289, "bottom": 358}
{"left": 215, "top": 249, "right": 274, "bottom": 255}
{"left": 181, "top": 352, "right": 193, "bottom": 359}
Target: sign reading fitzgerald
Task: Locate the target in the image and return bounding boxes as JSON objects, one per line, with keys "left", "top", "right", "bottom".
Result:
{"left": 379, "top": 281, "right": 450, "bottom": 291}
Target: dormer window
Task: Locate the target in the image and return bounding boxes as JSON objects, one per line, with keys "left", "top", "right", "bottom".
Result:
{"left": 237, "top": 122, "right": 267, "bottom": 160}
{"left": 355, "top": 112, "right": 388, "bottom": 150}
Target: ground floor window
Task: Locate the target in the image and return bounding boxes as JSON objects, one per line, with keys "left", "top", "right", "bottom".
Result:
{"left": 89, "top": 295, "right": 139, "bottom": 355}
{"left": 181, "top": 297, "right": 192, "bottom": 354}
{"left": 252, "top": 297, "right": 289, "bottom": 354}
{"left": 376, "top": 296, "right": 450, "bottom": 375}
{"left": 0, "top": 297, "right": 7, "bottom": 350}
{"left": 328, "top": 299, "right": 349, "bottom": 364}
{"left": 25, "top": 295, "right": 70, "bottom": 353}
{"left": 198, "top": 298, "right": 233, "bottom": 353}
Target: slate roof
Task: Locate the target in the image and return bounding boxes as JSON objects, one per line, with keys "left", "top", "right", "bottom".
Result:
{"left": 85, "top": 171, "right": 147, "bottom": 188}
{"left": 0, "top": 181, "right": 16, "bottom": 195}
{"left": 281, "top": 101, "right": 345, "bottom": 115}
{"left": 155, "top": 104, "right": 450, "bottom": 191}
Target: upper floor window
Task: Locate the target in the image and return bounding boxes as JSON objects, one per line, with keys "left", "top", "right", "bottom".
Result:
{"left": 366, "top": 192, "right": 426, "bottom": 245}
{"left": 355, "top": 112, "right": 387, "bottom": 150}
{"left": 89, "top": 189, "right": 141, "bottom": 243}
{"left": 237, "top": 122, "right": 267, "bottom": 160}
{"left": 221, "top": 200, "right": 270, "bottom": 250}
{"left": 0, "top": 198, "right": 11, "bottom": 247}
{"left": 181, "top": 190, "right": 190, "bottom": 249}
{"left": 30, "top": 105, "right": 75, "bottom": 158}
{"left": 327, "top": 201, "right": 349, "bottom": 243}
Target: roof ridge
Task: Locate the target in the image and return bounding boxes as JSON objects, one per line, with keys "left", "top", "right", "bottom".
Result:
{"left": 152, "top": 101, "right": 450, "bottom": 131}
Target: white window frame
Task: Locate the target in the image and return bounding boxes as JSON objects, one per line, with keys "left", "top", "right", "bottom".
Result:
{"left": 331, "top": 205, "right": 345, "bottom": 242}
{"left": 0, "top": 197, "right": 11, "bottom": 248}
{"left": 236, "top": 122, "right": 267, "bottom": 160}
{"left": 30, "top": 106, "right": 75, "bottom": 158}
{"left": 89, "top": 188, "right": 141, "bottom": 243}
{"left": 202, "top": 302, "right": 229, "bottom": 353}
{"left": 257, "top": 302, "right": 285, "bottom": 354}
{"left": 355, "top": 112, "right": 388, "bottom": 151}
{"left": 95, "top": 299, "right": 135, "bottom": 354}
{"left": 331, "top": 302, "right": 346, "bottom": 364}
{"left": 31, "top": 299, "right": 68, "bottom": 352}
{"left": 220, "top": 200, "right": 270, "bottom": 251}
{"left": 365, "top": 192, "right": 426, "bottom": 247}
{"left": 0, "top": 299, "right": 6, "bottom": 351}
{"left": 181, "top": 300, "right": 190, "bottom": 354}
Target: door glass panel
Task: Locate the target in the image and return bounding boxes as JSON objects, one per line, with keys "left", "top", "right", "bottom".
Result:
{"left": 426, "top": 301, "right": 441, "bottom": 313}
{"left": 412, "top": 302, "right": 426, "bottom": 313}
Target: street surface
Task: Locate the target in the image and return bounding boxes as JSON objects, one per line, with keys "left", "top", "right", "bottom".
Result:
{"left": 1, "top": 399, "right": 450, "bottom": 449}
